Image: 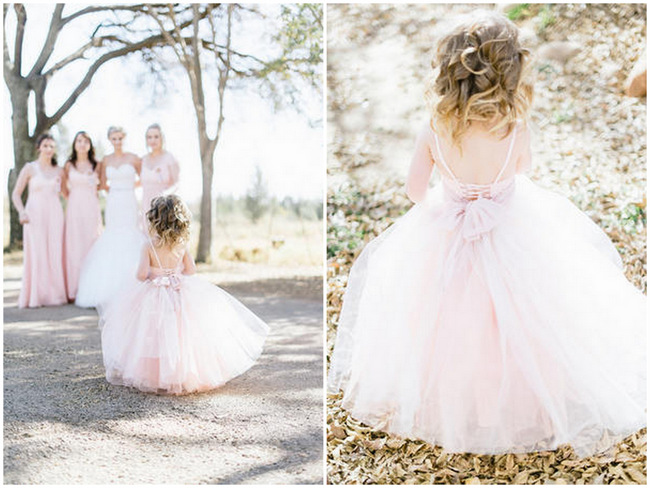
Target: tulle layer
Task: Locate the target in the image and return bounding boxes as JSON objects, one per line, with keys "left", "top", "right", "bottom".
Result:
{"left": 74, "top": 228, "right": 145, "bottom": 308}
{"left": 75, "top": 189, "right": 145, "bottom": 308}
{"left": 100, "top": 275, "right": 269, "bottom": 395}
{"left": 328, "top": 176, "right": 646, "bottom": 456}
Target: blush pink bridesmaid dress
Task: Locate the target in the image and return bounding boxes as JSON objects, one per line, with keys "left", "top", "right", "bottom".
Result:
{"left": 19, "top": 162, "right": 67, "bottom": 308}
{"left": 141, "top": 161, "right": 173, "bottom": 215}
{"left": 64, "top": 165, "right": 102, "bottom": 300}
{"left": 328, "top": 123, "right": 646, "bottom": 457}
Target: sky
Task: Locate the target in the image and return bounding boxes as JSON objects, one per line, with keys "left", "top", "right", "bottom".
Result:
{"left": 3, "top": 4, "right": 324, "bottom": 205}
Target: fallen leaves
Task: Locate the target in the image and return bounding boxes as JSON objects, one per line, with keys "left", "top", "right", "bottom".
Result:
{"left": 327, "top": 3, "right": 646, "bottom": 485}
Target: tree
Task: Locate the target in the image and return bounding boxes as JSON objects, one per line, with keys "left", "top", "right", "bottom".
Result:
{"left": 3, "top": 3, "right": 198, "bottom": 249}
{"left": 244, "top": 165, "right": 268, "bottom": 224}
{"left": 140, "top": 3, "right": 322, "bottom": 262}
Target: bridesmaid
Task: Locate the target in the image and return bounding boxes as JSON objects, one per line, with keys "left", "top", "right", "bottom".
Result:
{"left": 62, "top": 131, "right": 102, "bottom": 301}
{"left": 11, "top": 133, "right": 67, "bottom": 308}
{"left": 141, "top": 123, "right": 180, "bottom": 214}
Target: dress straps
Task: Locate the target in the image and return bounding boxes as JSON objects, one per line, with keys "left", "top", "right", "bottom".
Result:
{"left": 147, "top": 236, "right": 164, "bottom": 269}
{"left": 430, "top": 122, "right": 518, "bottom": 185}
{"left": 431, "top": 126, "right": 459, "bottom": 184}
{"left": 492, "top": 124, "right": 518, "bottom": 184}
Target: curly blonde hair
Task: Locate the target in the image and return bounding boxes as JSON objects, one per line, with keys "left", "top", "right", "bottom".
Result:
{"left": 146, "top": 194, "right": 191, "bottom": 248}
{"left": 425, "top": 10, "right": 533, "bottom": 145}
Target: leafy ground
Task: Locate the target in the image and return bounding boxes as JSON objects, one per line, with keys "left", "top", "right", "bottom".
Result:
{"left": 327, "top": 4, "right": 646, "bottom": 485}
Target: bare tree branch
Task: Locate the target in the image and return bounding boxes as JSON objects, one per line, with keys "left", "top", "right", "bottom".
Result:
{"left": 41, "top": 34, "right": 138, "bottom": 79}
{"left": 305, "top": 4, "right": 323, "bottom": 30}
{"left": 60, "top": 4, "right": 165, "bottom": 26}
{"left": 41, "top": 40, "right": 94, "bottom": 78}
{"left": 3, "top": 4, "right": 14, "bottom": 75}
{"left": 40, "top": 32, "right": 165, "bottom": 133}
{"left": 28, "top": 4, "right": 64, "bottom": 77}
{"left": 145, "top": 5, "right": 187, "bottom": 66}
{"left": 13, "top": 4, "right": 26, "bottom": 75}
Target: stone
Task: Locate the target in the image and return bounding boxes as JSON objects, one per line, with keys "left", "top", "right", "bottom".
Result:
{"left": 625, "top": 49, "right": 646, "bottom": 97}
{"left": 536, "top": 41, "right": 581, "bottom": 63}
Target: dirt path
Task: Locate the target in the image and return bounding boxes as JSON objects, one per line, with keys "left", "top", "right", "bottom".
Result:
{"left": 3, "top": 264, "right": 323, "bottom": 485}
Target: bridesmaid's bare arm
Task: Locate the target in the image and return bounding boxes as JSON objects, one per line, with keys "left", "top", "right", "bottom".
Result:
{"left": 133, "top": 154, "right": 143, "bottom": 187}
{"left": 406, "top": 125, "right": 436, "bottom": 204}
{"left": 133, "top": 154, "right": 142, "bottom": 175}
{"left": 98, "top": 159, "right": 109, "bottom": 191}
{"left": 11, "top": 164, "right": 33, "bottom": 223}
{"left": 61, "top": 161, "right": 71, "bottom": 199}
{"left": 136, "top": 245, "right": 151, "bottom": 281}
{"left": 181, "top": 248, "right": 197, "bottom": 276}
{"left": 168, "top": 154, "right": 180, "bottom": 187}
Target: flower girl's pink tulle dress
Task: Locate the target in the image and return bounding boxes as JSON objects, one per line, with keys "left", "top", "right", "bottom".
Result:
{"left": 328, "top": 123, "right": 646, "bottom": 457}
{"left": 64, "top": 165, "right": 102, "bottom": 300}
{"left": 19, "top": 162, "right": 67, "bottom": 308}
{"left": 100, "top": 242, "right": 269, "bottom": 395}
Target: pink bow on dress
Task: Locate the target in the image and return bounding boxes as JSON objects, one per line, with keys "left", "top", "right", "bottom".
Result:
{"left": 151, "top": 272, "right": 183, "bottom": 311}
{"left": 441, "top": 196, "right": 504, "bottom": 242}
{"left": 151, "top": 273, "right": 182, "bottom": 290}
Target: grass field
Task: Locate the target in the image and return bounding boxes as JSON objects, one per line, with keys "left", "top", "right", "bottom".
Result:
{"left": 4, "top": 196, "right": 324, "bottom": 272}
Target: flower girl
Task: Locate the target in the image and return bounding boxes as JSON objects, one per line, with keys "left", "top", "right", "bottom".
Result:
{"left": 100, "top": 195, "right": 269, "bottom": 394}
{"left": 328, "top": 10, "right": 646, "bottom": 457}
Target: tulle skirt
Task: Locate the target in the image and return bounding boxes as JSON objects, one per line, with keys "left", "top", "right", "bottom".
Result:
{"left": 328, "top": 176, "right": 646, "bottom": 457}
{"left": 100, "top": 274, "right": 269, "bottom": 395}
{"left": 75, "top": 188, "right": 145, "bottom": 308}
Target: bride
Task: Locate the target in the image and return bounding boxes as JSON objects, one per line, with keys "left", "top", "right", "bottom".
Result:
{"left": 75, "top": 126, "right": 146, "bottom": 308}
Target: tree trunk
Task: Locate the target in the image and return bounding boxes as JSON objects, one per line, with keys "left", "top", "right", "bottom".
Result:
{"left": 6, "top": 85, "right": 33, "bottom": 250}
{"left": 196, "top": 143, "right": 214, "bottom": 263}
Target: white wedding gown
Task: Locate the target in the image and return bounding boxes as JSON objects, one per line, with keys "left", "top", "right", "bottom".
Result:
{"left": 75, "top": 165, "right": 146, "bottom": 308}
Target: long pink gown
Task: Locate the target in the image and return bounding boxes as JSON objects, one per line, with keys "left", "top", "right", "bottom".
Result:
{"left": 18, "top": 162, "right": 67, "bottom": 308}
{"left": 99, "top": 242, "right": 269, "bottom": 395}
{"left": 141, "top": 158, "right": 175, "bottom": 215}
{"left": 328, "top": 124, "right": 646, "bottom": 457}
{"left": 64, "top": 165, "right": 102, "bottom": 300}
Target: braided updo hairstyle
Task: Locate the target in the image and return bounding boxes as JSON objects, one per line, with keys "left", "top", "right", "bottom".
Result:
{"left": 425, "top": 10, "right": 533, "bottom": 145}
{"left": 146, "top": 194, "right": 191, "bottom": 248}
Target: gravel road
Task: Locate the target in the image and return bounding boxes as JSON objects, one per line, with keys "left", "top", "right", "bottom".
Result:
{"left": 3, "top": 264, "right": 323, "bottom": 485}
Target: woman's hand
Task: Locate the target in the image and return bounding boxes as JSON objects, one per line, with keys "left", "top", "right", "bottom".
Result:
{"left": 19, "top": 210, "right": 29, "bottom": 224}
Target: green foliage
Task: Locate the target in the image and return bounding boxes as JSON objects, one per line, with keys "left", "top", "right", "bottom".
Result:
{"left": 256, "top": 3, "right": 323, "bottom": 118}
{"left": 506, "top": 4, "right": 532, "bottom": 21}
{"left": 537, "top": 5, "right": 556, "bottom": 33}
{"left": 620, "top": 203, "right": 646, "bottom": 234}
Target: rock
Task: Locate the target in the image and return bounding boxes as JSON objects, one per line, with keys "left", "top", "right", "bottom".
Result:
{"left": 625, "top": 49, "right": 646, "bottom": 97}
{"left": 536, "top": 41, "right": 581, "bottom": 63}
{"left": 600, "top": 61, "right": 620, "bottom": 86}
{"left": 519, "top": 27, "right": 538, "bottom": 47}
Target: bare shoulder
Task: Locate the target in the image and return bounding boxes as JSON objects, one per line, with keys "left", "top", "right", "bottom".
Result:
{"left": 21, "top": 162, "right": 36, "bottom": 176}
{"left": 103, "top": 153, "right": 115, "bottom": 166}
